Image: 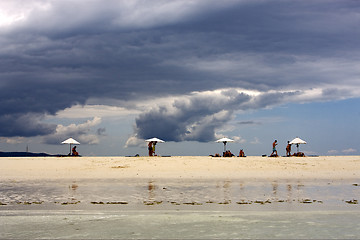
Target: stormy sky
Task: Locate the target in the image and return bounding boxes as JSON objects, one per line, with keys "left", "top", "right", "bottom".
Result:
{"left": 0, "top": 0, "right": 359, "bottom": 156}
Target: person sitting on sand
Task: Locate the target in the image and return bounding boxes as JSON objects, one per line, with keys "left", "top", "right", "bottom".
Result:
{"left": 72, "top": 146, "right": 79, "bottom": 156}
{"left": 286, "top": 141, "right": 291, "bottom": 157}
{"left": 239, "top": 149, "right": 245, "bottom": 157}
{"left": 224, "top": 150, "right": 234, "bottom": 157}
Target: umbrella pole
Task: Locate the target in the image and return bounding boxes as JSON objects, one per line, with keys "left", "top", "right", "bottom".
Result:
{"left": 70, "top": 143, "right": 72, "bottom": 155}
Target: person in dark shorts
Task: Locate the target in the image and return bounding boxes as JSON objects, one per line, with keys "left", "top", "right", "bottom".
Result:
{"left": 148, "top": 142, "right": 153, "bottom": 156}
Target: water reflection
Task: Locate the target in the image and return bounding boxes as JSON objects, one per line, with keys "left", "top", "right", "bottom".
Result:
{"left": 147, "top": 181, "right": 156, "bottom": 201}
{"left": 223, "top": 181, "right": 231, "bottom": 203}
{"left": 68, "top": 182, "right": 78, "bottom": 201}
{"left": 0, "top": 179, "right": 358, "bottom": 208}
{"left": 287, "top": 184, "right": 292, "bottom": 202}
{"left": 272, "top": 181, "right": 278, "bottom": 199}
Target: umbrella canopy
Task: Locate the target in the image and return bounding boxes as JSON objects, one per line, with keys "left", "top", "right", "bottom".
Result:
{"left": 61, "top": 138, "right": 80, "bottom": 155}
{"left": 145, "top": 137, "right": 165, "bottom": 143}
{"left": 289, "top": 137, "right": 307, "bottom": 145}
{"left": 61, "top": 138, "right": 80, "bottom": 145}
{"left": 216, "top": 137, "right": 234, "bottom": 152}
{"left": 216, "top": 137, "right": 234, "bottom": 143}
{"left": 289, "top": 137, "right": 306, "bottom": 152}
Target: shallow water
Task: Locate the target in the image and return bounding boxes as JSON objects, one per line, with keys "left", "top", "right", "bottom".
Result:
{"left": 1, "top": 210, "right": 360, "bottom": 239}
{"left": 1, "top": 178, "right": 359, "bottom": 209}
{"left": 1, "top": 178, "right": 360, "bottom": 239}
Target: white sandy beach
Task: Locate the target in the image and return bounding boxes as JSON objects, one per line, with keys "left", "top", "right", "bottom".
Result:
{"left": 1, "top": 155, "right": 359, "bottom": 180}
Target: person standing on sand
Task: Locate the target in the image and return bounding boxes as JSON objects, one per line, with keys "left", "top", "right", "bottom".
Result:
{"left": 152, "top": 142, "right": 156, "bottom": 156}
{"left": 148, "top": 142, "right": 153, "bottom": 156}
{"left": 286, "top": 141, "right": 291, "bottom": 157}
{"left": 272, "top": 140, "right": 278, "bottom": 156}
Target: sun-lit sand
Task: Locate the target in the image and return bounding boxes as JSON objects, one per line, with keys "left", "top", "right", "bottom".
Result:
{"left": 1, "top": 155, "right": 359, "bottom": 180}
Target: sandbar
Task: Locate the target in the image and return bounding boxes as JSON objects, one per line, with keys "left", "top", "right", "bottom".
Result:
{"left": 1, "top": 155, "right": 359, "bottom": 181}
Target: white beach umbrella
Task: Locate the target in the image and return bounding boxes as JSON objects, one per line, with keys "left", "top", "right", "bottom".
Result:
{"left": 145, "top": 137, "right": 165, "bottom": 143}
{"left": 61, "top": 137, "right": 80, "bottom": 155}
{"left": 289, "top": 137, "right": 307, "bottom": 153}
{"left": 216, "top": 137, "right": 234, "bottom": 152}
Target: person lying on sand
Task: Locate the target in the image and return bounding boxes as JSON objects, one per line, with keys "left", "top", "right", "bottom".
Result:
{"left": 293, "top": 152, "right": 305, "bottom": 157}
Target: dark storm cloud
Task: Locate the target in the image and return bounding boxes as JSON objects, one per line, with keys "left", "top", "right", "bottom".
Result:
{"left": 0, "top": 0, "right": 359, "bottom": 139}
{"left": 0, "top": 113, "right": 55, "bottom": 137}
{"left": 132, "top": 90, "right": 298, "bottom": 142}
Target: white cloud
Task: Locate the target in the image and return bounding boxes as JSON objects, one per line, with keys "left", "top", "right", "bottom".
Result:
{"left": 52, "top": 104, "right": 141, "bottom": 119}
{"left": 55, "top": 117, "right": 101, "bottom": 134}
{"left": 77, "top": 134, "right": 101, "bottom": 145}
{"left": 0, "top": 9, "right": 25, "bottom": 27}
{"left": 125, "top": 134, "right": 145, "bottom": 148}
{"left": 43, "top": 117, "right": 102, "bottom": 145}
{"left": 0, "top": 0, "right": 50, "bottom": 27}
{"left": 329, "top": 148, "right": 357, "bottom": 155}
{"left": 327, "top": 150, "right": 338, "bottom": 155}
{"left": 342, "top": 148, "right": 357, "bottom": 154}
{"left": 232, "top": 136, "right": 246, "bottom": 144}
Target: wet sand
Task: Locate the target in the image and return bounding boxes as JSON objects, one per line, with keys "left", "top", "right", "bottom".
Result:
{"left": 1, "top": 155, "right": 360, "bottom": 180}
{"left": 1, "top": 177, "right": 359, "bottom": 211}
